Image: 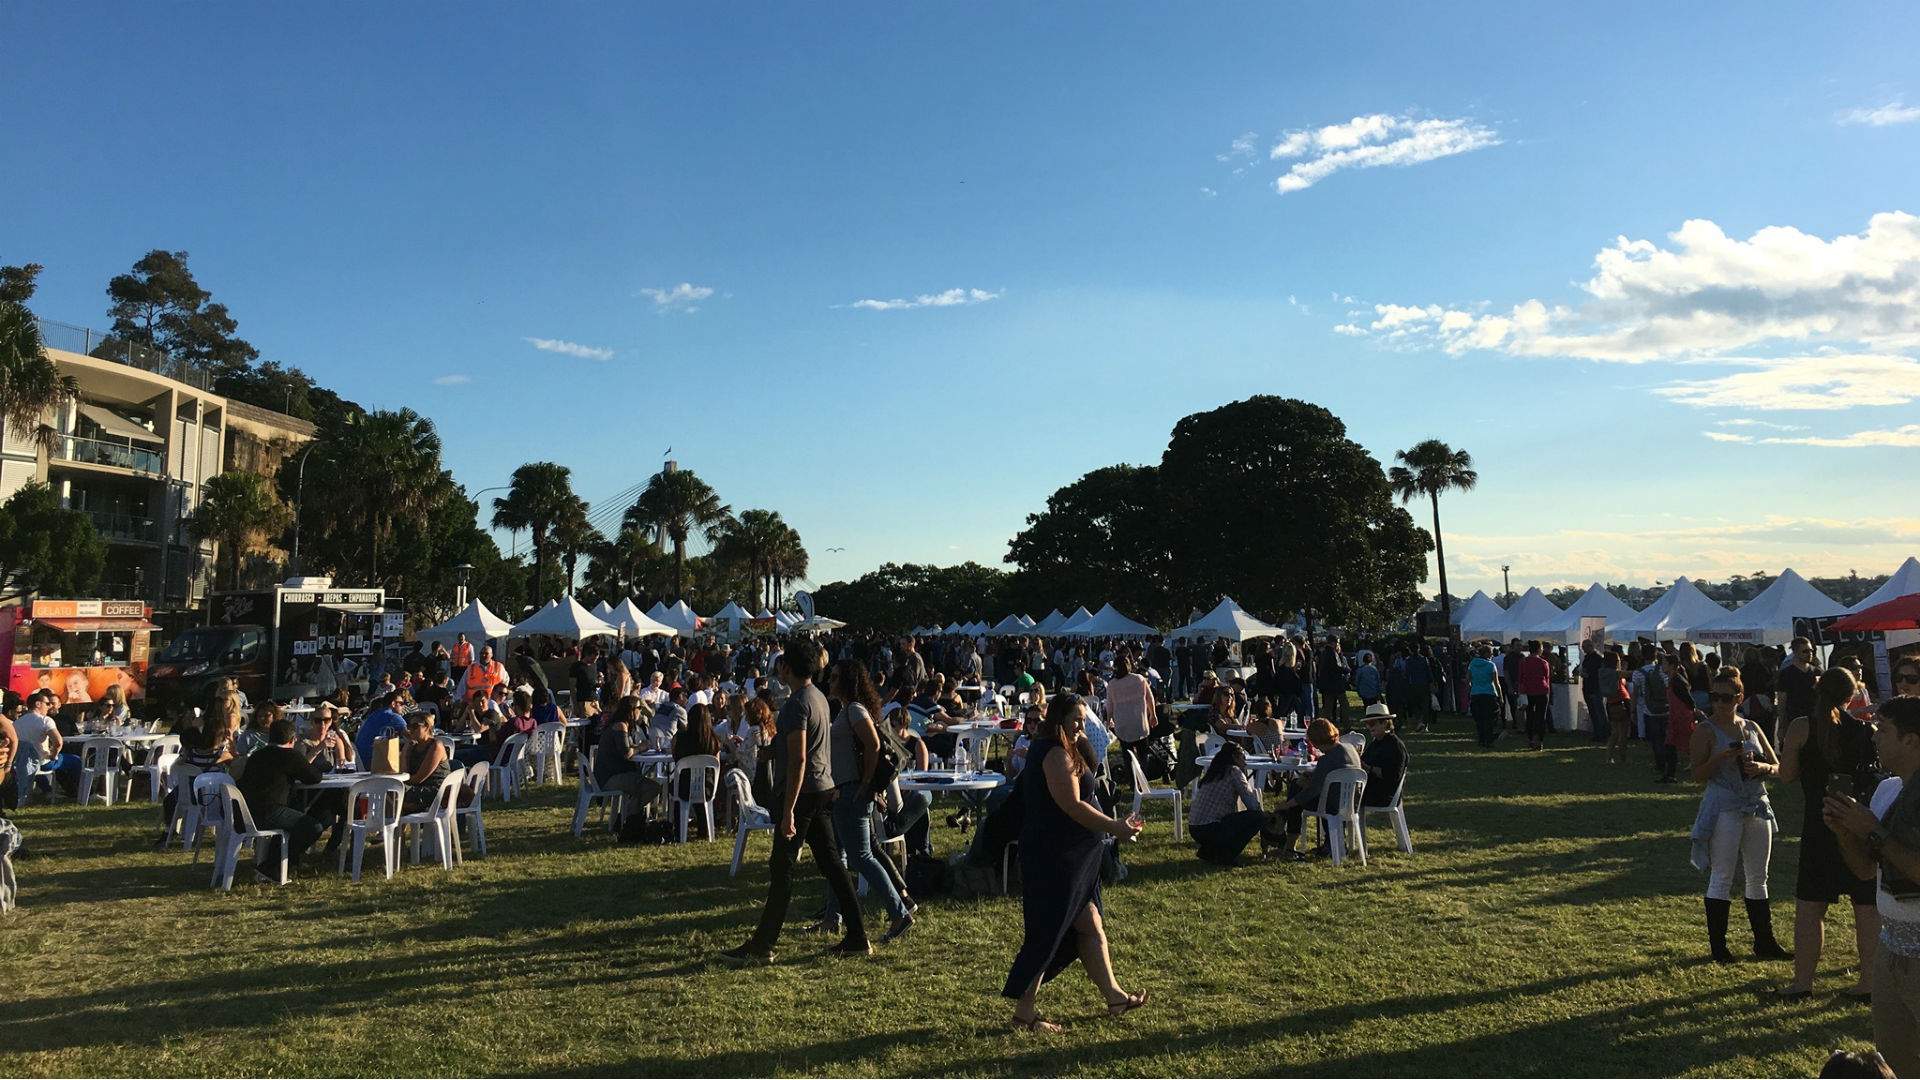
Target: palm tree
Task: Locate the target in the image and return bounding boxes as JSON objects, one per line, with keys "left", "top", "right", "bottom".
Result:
{"left": 335, "top": 409, "right": 443, "bottom": 588}
{"left": 189, "top": 471, "right": 293, "bottom": 590}
{"left": 1388, "top": 439, "right": 1477, "bottom": 640}
{"left": 584, "top": 523, "right": 672, "bottom": 603}
{"left": 492, "top": 462, "right": 578, "bottom": 608}
{"left": 552, "top": 495, "right": 601, "bottom": 596}
{"left": 623, "top": 467, "right": 731, "bottom": 601}
{"left": 713, "top": 508, "right": 795, "bottom": 609}
{"left": 769, "top": 522, "right": 808, "bottom": 610}
{"left": 0, "top": 300, "right": 78, "bottom": 451}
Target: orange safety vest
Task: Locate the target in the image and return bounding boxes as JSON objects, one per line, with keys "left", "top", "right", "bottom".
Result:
{"left": 466, "top": 659, "right": 505, "bottom": 698}
{"left": 451, "top": 641, "right": 474, "bottom": 667}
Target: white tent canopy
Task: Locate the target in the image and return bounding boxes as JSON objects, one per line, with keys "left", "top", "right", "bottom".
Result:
{"left": 1017, "top": 614, "right": 1038, "bottom": 628}
{"left": 1033, "top": 609, "right": 1069, "bottom": 634}
{"left": 589, "top": 600, "right": 615, "bottom": 620}
{"left": 986, "top": 614, "right": 1030, "bottom": 636}
{"left": 1062, "top": 603, "right": 1159, "bottom": 638}
{"left": 511, "top": 596, "right": 617, "bottom": 640}
{"left": 416, "top": 599, "right": 515, "bottom": 647}
{"left": 606, "top": 598, "right": 679, "bottom": 638}
{"left": 755, "top": 608, "right": 774, "bottom": 619}
{"left": 1525, "top": 584, "right": 1639, "bottom": 645}
{"left": 1453, "top": 591, "right": 1508, "bottom": 638}
{"left": 1056, "top": 606, "right": 1097, "bottom": 634}
{"left": 711, "top": 600, "right": 751, "bottom": 622}
{"left": 1170, "top": 597, "right": 1286, "bottom": 641}
{"left": 1472, "top": 588, "right": 1563, "bottom": 641}
{"left": 645, "top": 601, "right": 699, "bottom": 635}
{"left": 775, "top": 610, "right": 799, "bottom": 630}
{"left": 1608, "top": 578, "right": 1728, "bottom": 641}
{"left": 1693, "top": 568, "right": 1847, "bottom": 645}
{"left": 941, "top": 622, "right": 962, "bottom": 635}
{"left": 1848, "top": 556, "right": 1920, "bottom": 613}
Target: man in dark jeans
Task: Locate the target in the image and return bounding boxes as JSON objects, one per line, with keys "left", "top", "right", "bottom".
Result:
{"left": 723, "top": 644, "right": 868, "bottom": 963}
{"left": 235, "top": 717, "right": 325, "bottom": 878}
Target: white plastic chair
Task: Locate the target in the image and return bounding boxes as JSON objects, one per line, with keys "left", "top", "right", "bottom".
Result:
{"left": 185, "top": 772, "right": 225, "bottom": 860}
{"left": 77, "top": 739, "right": 131, "bottom": 806}
{"left": 162, "top": 761, "right": 207, "bottom": 847}
{"left": 670, "top": 754, "right": 721, "bottom": 842}
{"left": 337, "top": 776, "right": 406, "bottom": 882}
{"left": 725, "top": 768, "right": 773, "bottom": 876}
{"left": 1339, "top": 731, "right": 1367, "bottom": 753}
{"left": 1305, "top": 766, "right": 1368, "bottom": 867}
{"left": 206, "top": 779, "right": 288, "bottom": 890}
{"left": 490, "top": 734, "right": 530, "bottom": 802}
{"left": 397, "top": 767, "right": 466, "bottom": 870}
{"left": 453, "top": 762, "right": 489, "bottom": 862}
{"left": 131, "top": 737, "right": 183, "bottom": 803}
{"left": 1361, "top": 770, "right": 1413, "bottom": 854}
{"left": 531, "top": 721, "right": 567, "bottom": 784}
{"left": 1127, "top": 749, "right": 1184, "bottom": 842}
{"left": 572, "top": 756, "right": 624, "bottom": 838}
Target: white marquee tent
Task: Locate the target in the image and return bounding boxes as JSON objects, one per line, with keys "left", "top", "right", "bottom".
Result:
{"left": 1472, "top": 588, "right": 1563, "bottom": 641}
{"left": 1453, "top": 591, "right": 1508, "bottom": 638}
{"left": 1056, "top": 606, "right": 1097, "bottom": 634}
{"left": 1525, "top": 584, "right": 1639, "bottom": 645}
{"left": 415, "top": 599, "right": 516, "bottom": 647}
{"left": 511, "top": 596, "right": 617, "bottom": 640}
{"left": 606, "top": 598, "right": 680, "bottom": 638}
{"left": 1848, "top": 556, "right": 1920, "bottom": 613}
{"left": 986, "top": 614, "right": 1030, "bottom": 636}
{"left": 1170, "top": 597, "right": 1286, "bottom": 641}
{"left": 1062, "top": 603, "right": 1159, "bottom": 638}
{"left": 1033, "top": 609, "right": 1069, "bottom": 634}
{"left": 646, "top": 601, "right": 700, "bottom": 636}
{"left": 1607, "top": 578, "right": 1728, "bottom": 641}
{"left": 1693, "top": 568, "right": 1847, "bottom": 645}
{"left": 589, "top": 600, "right": 615, "bottom": 620}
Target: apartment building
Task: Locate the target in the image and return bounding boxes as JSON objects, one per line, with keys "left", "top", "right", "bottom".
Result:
{"left": 0, "top": 319, "right": 316, "bottom": 612}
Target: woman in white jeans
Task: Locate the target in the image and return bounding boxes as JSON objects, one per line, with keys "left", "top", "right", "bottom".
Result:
{"left": 1688, "top": 669, "right": 1789, "bottom": 963}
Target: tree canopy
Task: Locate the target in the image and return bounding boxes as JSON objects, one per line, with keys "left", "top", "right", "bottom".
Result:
{"left": 0, "top": 483, "right": 105, "bottom": 602}
{"left": 104, "top": 250, "right": 259, "bottom": 375}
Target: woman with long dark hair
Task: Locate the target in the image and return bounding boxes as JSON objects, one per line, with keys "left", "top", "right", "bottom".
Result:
{"left": 1776, "top": 666, "right": 1880, "bottom": 998}
{"left": 816, "top": 658, "right": 915, "bottom": 944}
{"left": 1189, "top": 742, "right": 1279, "bottom": 866}
{"left": 1003, "top": 694, "right": 1147, "bottom": 1032}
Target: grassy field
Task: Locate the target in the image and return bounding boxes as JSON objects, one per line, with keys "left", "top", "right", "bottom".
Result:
{"left": 0, "top": 725, "right": 1887, "bottom": 1078}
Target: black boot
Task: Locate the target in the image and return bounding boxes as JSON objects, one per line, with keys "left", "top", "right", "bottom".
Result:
{"left": 1745, "top": 898, "right": 1791, "bottom": 960}
{"left": 1705, "top": 897, "right": 1735, "bottom": 964}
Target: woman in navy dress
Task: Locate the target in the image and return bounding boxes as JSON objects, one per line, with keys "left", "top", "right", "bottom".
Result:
{"left": 1003, "top": 694, "right": 1149, "bottom": 1032}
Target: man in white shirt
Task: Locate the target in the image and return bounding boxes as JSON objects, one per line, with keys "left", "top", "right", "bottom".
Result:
{"left": 636, "top": 670, "right": 667, "bottom": 712}
{"left": 1104, "top": 655, "right": 1158, "bottom": 748}
{"left": 15, "top": 689, "right": 79, "bottom": 798}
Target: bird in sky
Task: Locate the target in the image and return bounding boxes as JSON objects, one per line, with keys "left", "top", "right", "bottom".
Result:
{"left": 825, "top": 546, "right": 845, "bottom": 553}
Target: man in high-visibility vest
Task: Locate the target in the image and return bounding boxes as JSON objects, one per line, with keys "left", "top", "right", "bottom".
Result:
{"left": 457, "top": 644, "right": 507, "bottom": 703}
{"left": 450, "top": 634, "right": 475, "bottom": 694}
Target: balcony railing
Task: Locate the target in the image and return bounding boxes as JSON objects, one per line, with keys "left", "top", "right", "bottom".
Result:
{"left": 34, "top": 318, "right": 216, "bottom": 392}
{"left": 55, "top": 435, "right": 166, "bottom": 475}
{"left": 82, "top": 509, "right": 161, "bottom": 544}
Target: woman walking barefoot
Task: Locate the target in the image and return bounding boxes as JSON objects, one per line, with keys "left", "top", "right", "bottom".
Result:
{"left": 1003, "top": 694, "right": 1147, "bottom": 1032}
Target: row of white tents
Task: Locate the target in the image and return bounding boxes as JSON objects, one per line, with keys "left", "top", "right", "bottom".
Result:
{"left": 905, "top": 558, "right": 1920, "bottom": 648}
{"left": 1455, "top": 557, "right": 1920, "bottom": 646}
{"left": 415, "top": 596, "right": 822, "bottom": 647}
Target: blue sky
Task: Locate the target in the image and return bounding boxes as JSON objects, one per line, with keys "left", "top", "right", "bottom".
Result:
{"left": 7, "top": 3, "right": 1919, "bottom": 598}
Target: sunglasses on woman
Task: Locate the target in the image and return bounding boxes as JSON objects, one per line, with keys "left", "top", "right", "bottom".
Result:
{"left": 1896, "top": 671, "right": 1920, "bottom": 686}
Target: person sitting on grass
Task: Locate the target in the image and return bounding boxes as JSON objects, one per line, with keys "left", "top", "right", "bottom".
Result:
{"left": 1269, "top": 718, "right": 1362, "bottom": 860}
{"left": 234, "top": 717, "right": 325, "bottom": 880}
{"left": 1189, "top": 742, "right": 1283, "bottom": 866}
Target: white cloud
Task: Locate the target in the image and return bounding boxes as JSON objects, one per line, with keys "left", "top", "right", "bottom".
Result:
{"left": 639, "top": 282, "right": 715, "bottom": 312}
{"left": 525, "top": 337, "right": 615, "bottom": 361}
{"left": 1332, "top": 323, "right": 1366, "bottom": 336}
{"left": 432, "top": 374, "right": 471, "bottom": 386}
{"left": 845, "top": 288, "right": 1001, "bottom": 312}
{"left": 1717, "top": 423, "right": 1920, "bottom": 449}
{"left": 1839, "top": 101, "right": 1920, "bottom": 127}
{"left": 1263, "top": 113, "right": 1500, "bottom": 194}
{"left": 1716, "top": 418, "right": 1808, "bottom": 430}
{"left": 1216, "top": 131, "right": 1259, "bottom": 162}
{"left": 1199, "top": 186, "right": 1218, "bottom": 198}
{"left": 1351, "top": 213, "right": 1920, "bottom": 362}
{"left": 1653, "top": 353, "right": 1920, "bottom": 410}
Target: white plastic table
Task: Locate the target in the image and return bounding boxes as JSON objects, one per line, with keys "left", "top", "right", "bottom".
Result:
{"left": 296, "top": 771, "right": 401, "bottom": 791}
{"left": 898, "top": 770, "right": 1005, "bottom": 794}
{"left": 1193, "top": 754, "right": 1312, "bottom": 784}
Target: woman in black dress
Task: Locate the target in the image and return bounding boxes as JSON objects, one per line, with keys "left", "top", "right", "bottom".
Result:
{"left": 1003, "top": 694, "right": 1148, "bottom": 1032}
{"left": 1775, "top": 666, "right": 1880, "bottom": 998}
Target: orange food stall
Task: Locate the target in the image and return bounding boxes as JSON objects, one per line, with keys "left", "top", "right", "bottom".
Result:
{"left": 0, "top": 599, "right": 158, "bottom": 713}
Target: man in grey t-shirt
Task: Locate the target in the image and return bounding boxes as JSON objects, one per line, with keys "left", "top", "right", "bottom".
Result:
{"left": 724, "top": 642, "right": 867, "bottom": 962}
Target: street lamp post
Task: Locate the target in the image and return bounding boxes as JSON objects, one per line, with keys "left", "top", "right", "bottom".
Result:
{"left": 454, "top": 562, "right": 474, "bottom": 610}
{"left": 1501, "top": 564, "right": 1512, "bottom": 606}
{"left": 291, "top": 442, "right": 320, "bottom": 578}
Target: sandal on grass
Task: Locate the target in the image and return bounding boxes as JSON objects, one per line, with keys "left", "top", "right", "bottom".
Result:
{"left": 1105, "top": 989, "right": 1150, "bottom": 1018}
{"left": 1010, "top": 1015, "right": 1062, "bottom": 1034}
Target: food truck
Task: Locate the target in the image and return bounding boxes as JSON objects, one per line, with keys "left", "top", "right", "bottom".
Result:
{"left": 0, "top": 599, "right": 158, "bottom": 715}
{"left": 146, "top": 578, "right": 400, "bottom": 709}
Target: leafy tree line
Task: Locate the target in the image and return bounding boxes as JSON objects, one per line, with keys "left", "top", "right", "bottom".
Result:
{"left": 818, "top": 397, "right": 1456, "bottom": 636}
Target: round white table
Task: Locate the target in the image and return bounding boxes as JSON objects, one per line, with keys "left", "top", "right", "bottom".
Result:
{"left": 69, "top": 732, "right": 166, "bottom": 747}
{"left": 296, "top": 770, "right": 400, "bottom": 792}
{"left": 898, "top": 769, "right": 1005, "bottom": 794}
{"left": 1193, "top": 754, "right": 1312, "bottom": 784}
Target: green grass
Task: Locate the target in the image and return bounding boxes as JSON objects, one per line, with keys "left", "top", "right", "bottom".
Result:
{"left": 0, "top": 726, "right": 1886, "bottom": 1077}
